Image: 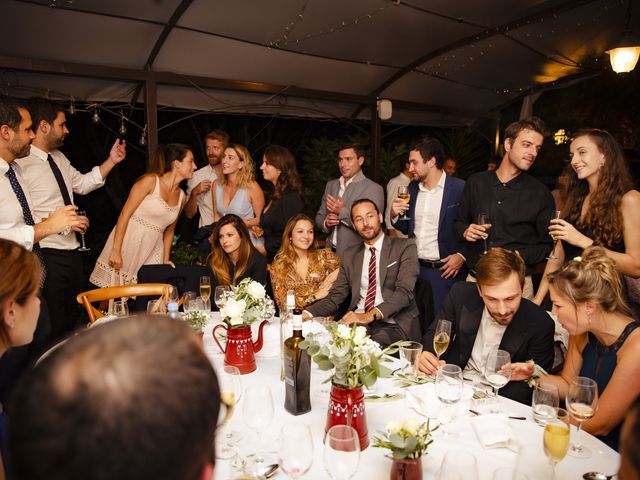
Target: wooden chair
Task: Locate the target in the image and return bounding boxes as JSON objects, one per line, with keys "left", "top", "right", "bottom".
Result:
{"left": 76, "top": 283, "right": 172, "bottom": 323}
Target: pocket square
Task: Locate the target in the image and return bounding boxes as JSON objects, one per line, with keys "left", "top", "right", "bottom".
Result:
{"left": 386, "top": 261, "right": 397, "bottom": 268}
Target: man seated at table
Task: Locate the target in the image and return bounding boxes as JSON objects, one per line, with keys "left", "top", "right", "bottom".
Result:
{"left": 419, "top": 247, "right": 555, "bottom": 404}
{"left": 7, "top": 316, "right": 221, "bottom": 480}
{"left": 304, "top": 198, "right": 421, "bottom": 347}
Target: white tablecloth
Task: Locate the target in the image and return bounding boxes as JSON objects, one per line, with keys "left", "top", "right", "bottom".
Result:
{"left": 204, "top": 315, "right": 620, "bottom": 480}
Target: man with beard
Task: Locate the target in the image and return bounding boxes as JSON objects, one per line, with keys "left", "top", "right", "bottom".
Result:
{"left": 455, "top": 117, "right": 554, "bottom": 299}
{"left": 418, "top": 248, "right": 554, "bottom": 405}
{"left": 185, "top": 129, "right": 229, "bottom": 227}
{"left": 18, "top": 98, "right": 126, "bottom": 339}
{"left": 304, "top": 199, "right": 421, "bottom": 347}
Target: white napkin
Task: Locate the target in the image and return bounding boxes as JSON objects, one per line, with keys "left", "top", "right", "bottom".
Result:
{"left": 470, "top": 414, "right": 516, "bottom": 450}
{"left": 90, "top": 314, "right": 119, "bottom": 327}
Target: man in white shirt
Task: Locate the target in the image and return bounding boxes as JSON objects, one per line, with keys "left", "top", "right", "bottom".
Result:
{"left": 18, "top": 98, "right": 126, "bottom": 339}
{"left": 184, "top": 129, "right": 229, "bottom": 227}
{"left": 418, "top": 248, "right": 555, "bottom": 405}
{"left": 384, "top": 156, "right": 411, "bottom": 237}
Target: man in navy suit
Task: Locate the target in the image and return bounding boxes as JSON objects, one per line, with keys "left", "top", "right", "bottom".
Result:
{"left": 391, "top": 137, "right": 466, "bottom": 322}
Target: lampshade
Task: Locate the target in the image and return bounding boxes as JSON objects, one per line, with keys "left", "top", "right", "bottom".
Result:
{"left": 606, "top": 35, "right": 640, "bottom": 73}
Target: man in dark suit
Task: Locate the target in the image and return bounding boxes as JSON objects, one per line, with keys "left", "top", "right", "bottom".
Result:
{"left": 391, "top": 137, "right": 466, "bottom": 323}
{"left": 419, "top": 248, "right": 555, "bottom": 405}
{"left": 305, "top": 199, "right": 421, "bottom": 347}
{"left": 315, "top": 145, "right": 384, "bottom": 257}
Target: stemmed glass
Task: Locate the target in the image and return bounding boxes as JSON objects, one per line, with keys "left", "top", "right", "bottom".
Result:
{"left": 324, "top": 425, "right": 360, "bottom": 480}
{"left": 397, "top": 186, "right": 411, "bottom": 220}
{"left": 182, "top": 291, "right": 197, "bottom": 312}
{"left": 200, "top": 276, "right": 211, "bottom": 310}
{"left": 477, "top": 212, "right": 491, "bottom": 254}
{"left": 566, "top": 376, "right": 598, "bottom": 458}
{"left": 433, "top": 319, "right": 452, "bottom": 361}
{"left": 543, "top": 417, "right": 570, "bottom": 477}
{"left": 435, "top": 364, "right": 463, "bottom": 434}
{"left": 243, "top": 386, "right": 275, "bottom": 476}
{"left": 216, "top": 365, "right": 243, "bottom": 460}
{"left": 76, "top": 210, "right": 90, "bottom": 251}
{"left": 438, "top": 451, "right": 478, "bottom": 480}
{"left": 214, "top": 285, "right": 231, "bottom": 310}
{"left": 399, "top": 341, "right": 423, "bottom": 374}
{"left": 277, "top": 423, "right": 314, "bottom": 479}
{"left": 547, "top": 210, "right": 562, "bottom": 260}
{"left": 484, "top": 349, "right": 511, "bottom": 410}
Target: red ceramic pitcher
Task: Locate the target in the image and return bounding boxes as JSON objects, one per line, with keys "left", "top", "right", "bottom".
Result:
{"left": 212, "top": 320, "right": 269, "bottom": 374}
{"left": 325, "top": 383, "right": 369, "bottom": 450}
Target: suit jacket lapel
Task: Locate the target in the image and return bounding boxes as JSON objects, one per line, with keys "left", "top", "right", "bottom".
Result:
{"left": 439, "top": 175, "right": 451, "bottom": 231}
{"left": 349, "top": 245, "right": 365, "bottom": 311}
{"left": 499, "top": 308, "right": 528, "bottom": 356}
{"left": 379, "top": 236, "right": 390, "bottom": 288}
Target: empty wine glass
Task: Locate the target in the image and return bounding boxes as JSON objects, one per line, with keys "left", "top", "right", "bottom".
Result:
{"left": 484, "top": 349, "right": 511, "bottom": 411}
{"left": 399, "top": 341, "right": 423, "bottom": 374}
{"left": 214, "top": 285, "right": 231, "bottom": 310}
{"left": 566, "top": 376, "right": 598, "bottom": 458}
{"left": 435, "top": 364, "right": 463, "bottom": 433}
{"left": 216, "top": 365, "right": 242, "bottom": 460}
{"left": 242, "top": 385, "right": 275, "bottom": 475}
{"left": 76, "top": 210, "right": 90, "bottom": 251}
{"left": 278, "top": 423, "right": 314, "bottom": 479}
{"left": 182, "top": 291, "right": 197, "bottom": 312}
{"left": 516, "top": 444, "right": 554, "bottom": 480}
{"left": 477, "top": 212, "right": 491, "bottom": 254}
{"left": 324, "top": 425, "right": 360, "bottom": 480}
{"left": 433, "top": 319, "right": 452, "bottom": 361}
{"left": 397, "top": 185, "right": 411, "bottom": 220}
{"left": 438, "top": 451, "right": 478, "bottom": 480}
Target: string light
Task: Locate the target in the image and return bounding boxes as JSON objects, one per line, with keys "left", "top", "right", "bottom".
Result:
{"left": 68, "top": 96, "right": 76, "bottom": 116}
{"left": 118, "top": 111, "right": 127, "bottom": 136}
{"left": 139, "top": 125, "right": 147, "bottom": 146}
{"left": 91, "top": 105, "right": 101, "bottom": 124}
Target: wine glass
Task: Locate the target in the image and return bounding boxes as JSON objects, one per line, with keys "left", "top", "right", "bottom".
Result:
{"left": 167, "top": 285, "right": 179, "bottom": 304}
{"left": 438, "top": 451, "right": 478, "bottom": 480}
{"left": 399, "top": 341, "right": 422, "bottom": 374}
{"left": 547, "top": 210, "right": 562, "bottom": 260}
{"left": 532, "top": 382, "right": 559, "bottom": 426}
{"left": 566, "top": 376, "right": 598, "bottom": 458}
{"left": 216, "top": 365, "right": 242, "bottom": 460}
{"left": 200, "top": 276, "right": 211, "bottom": 310}
{"left": 278, "top": 423, "right": 314, "bottom": 479}
{"left": 433, "top": 319, "right": 452, "bottom": 361}
{"left": 477, "top": 212, "right": 491, "bottom": 254}
{"left": 484, "top": 349, "right": 511, "bottom": 411}
{"left": 516, "top": 444, "right": 554, "bottom": 480}
{"left": 397, "top": 185, "right": 411, "bottom": 220}
{"left": 214, "top": 285, "right": 231, "bottom": 310}
{"left": 242, "top": 386, "right": 275, "bottom": 475}
{"left": 324, "top": 425, "right": 360, "bottom": 480}
{"left": 435, "top": 364, "right": 463, "bottom": 434}
{"left": 543, "top": 417, "right": 570, "bottom": 476}
{"left": 112, "top": 300, "right": 128, "bottom": 317}
{"left": 182, "top": 291, "right": 197, "bottom": 312}
{"left": 76, "top": 210, "right": 90, "bottom": 251}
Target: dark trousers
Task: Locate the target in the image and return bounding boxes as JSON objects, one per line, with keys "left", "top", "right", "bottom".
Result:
{"left": 42, "top": 248, "right": 84, "bottom": 340}
{"left": 366, "top": 321, "right": 406, "bottom": 349}
{"left": 419, "top": 265, "right": 460, "bottom": 321}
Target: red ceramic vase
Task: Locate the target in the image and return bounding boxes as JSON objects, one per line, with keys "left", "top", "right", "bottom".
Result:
{"left": 389, "top": 457, "right": 422, "bottom": 480}
{"left": 325, "top": 383, "right": 369, "bottom": 450}
{"left": 212, "top": 320, "right": 268, "bottom": 374}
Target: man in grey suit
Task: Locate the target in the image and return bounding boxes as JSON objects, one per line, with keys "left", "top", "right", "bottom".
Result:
{"left": 315, "top": 145, "right": 384, "bottom": 257}
{"left": 305, "top": 199, "right": 421, "bottom": 347}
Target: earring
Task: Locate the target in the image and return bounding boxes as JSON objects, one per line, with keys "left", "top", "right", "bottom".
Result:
{"left": 8, "top": 322, "right": 15, "bottom": 329}
{"left": 587, "top": 311, "right": 592, "bottom": 325}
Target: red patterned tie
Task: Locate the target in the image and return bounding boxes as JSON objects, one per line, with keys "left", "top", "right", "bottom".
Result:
{"left": 364, "top": 246, "right": 376, "bottom": 312}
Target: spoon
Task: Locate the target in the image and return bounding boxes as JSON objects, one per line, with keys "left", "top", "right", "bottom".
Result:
{"left": 583, "top": 472, "right": 616, "bottom": 480}
{"left": 258, "top": 463, "right": 279, "bottom": 479}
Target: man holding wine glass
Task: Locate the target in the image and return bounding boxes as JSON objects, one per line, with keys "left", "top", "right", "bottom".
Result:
{"left": 418, "top": 247, "right": 555, "bottom": 405}
{"left": 18, "top": 98, "right": 126, "bottom": 339}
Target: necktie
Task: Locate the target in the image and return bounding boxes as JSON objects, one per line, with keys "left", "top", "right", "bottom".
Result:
{"left": 364, "top": 246, "right": 376, "bottom": 312}
{"left": 47, "top": 154, "right": 72, "bottom": 205}
{"left": 5, "top": 164, "right": 46, "bottom": 285}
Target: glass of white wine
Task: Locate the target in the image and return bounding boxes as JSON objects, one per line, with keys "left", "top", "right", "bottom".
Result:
{"left": 216, "top": 365, "right": 242, "bottom": 460}
{"left": 566, "top": 376, "right": 598, "bottom": 458}
{"left": 397, "top": 186, "right": 411, "bottom": 220}
{"left": 477, "top": 212, "right": 491, "bottom": 254}
{"left": 199, "top": 276, "right": 211, "bottom": 311}
{"left": 433, "top": 319, "right": 452, "bottom": 361}
{"left": 484, "top": 348, "right": 511, "bottom": 411}
{"left": 76, "top": 210, "right": 90, "bottom": 251}
{"left": 547, "top": 210, "right": 562, "bottom": 260}
{"left": 543, "top": 417, "right": 570, "bottom": 477}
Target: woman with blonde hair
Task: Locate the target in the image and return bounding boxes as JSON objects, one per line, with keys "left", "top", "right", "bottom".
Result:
{"left": 513, "top": 247, "right": 640, "bottom": 451}
{"left": 211, "top": 144, "right": 265, "bottom": 253}
{"left": 535, "top": 129, "right": 640, "bottom": 304}
{"left": 269, "top": 214, "right": 340, "bottom": 310}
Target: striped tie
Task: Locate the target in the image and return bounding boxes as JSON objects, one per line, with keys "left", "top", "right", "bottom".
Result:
{"left": 364, "top": 246, "right": 376, "bottom": 312}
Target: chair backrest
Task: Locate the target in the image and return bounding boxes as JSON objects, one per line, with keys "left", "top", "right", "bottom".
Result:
{"left": 76, "top": 283, "right": 172, "bottom": 323}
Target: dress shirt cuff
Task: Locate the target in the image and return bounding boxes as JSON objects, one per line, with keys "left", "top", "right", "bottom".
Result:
{"left": 373, "top": 307, "right": 384, "bottom": 321}
{"left": 455, "top": 252, "right": 466, "bottom": 261}
{"left": 90, "top": 165, "right": 107, "bottom": 185}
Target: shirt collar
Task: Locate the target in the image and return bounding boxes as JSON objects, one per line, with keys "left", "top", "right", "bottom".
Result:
{"left": 491, "top": 169, "right": 526, "bottom": 188}
{"left": 418, "top": 169, "right": 446, "bottom": 192}
{"left": 366, "top": 233, "right": 385, "bottom": 253}
{"left": 0, "top": 157, "right": 9, "bottom": 174}
{"left": 29, "top": 145, "right": 49, "bottom": 162}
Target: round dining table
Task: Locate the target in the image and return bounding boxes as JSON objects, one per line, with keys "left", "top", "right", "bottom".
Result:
{"left": 202, "top": 315, "right": 620, "bottom": 480}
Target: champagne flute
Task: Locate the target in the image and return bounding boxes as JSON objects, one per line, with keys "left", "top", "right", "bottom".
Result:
{"left": 532, "top": 382, "right": 559, "bottom": 426}
{"left": 477, "top": 212, "right": 490, "bottom": 254}
{"left": 398, "top": 341, "right": 422, "bottom": 374}
{"left": 278, "top": 423, "right": 314, "bottom": 479}
{"left": 216, "top": 365, "right": 242, "bottom": 460}
{"left": 566, "top": 376, "right": 598, "bottom": 458}
{"left": 435, "top": 364, "right": 463, "bottom": 434}
{"left": 547, "top": 210, "right": 562, "bottom": 260}
{"left": 199, "top": 276, "right": 211, "bottom": 311}
{"left": 484, "top": 349, "right": 511, "bottom": 411}
{"left": 214, "top": 285, "right": 231, "bottom": 310}
{"left": 543, "top": 418, "right": 570, "bottom": 477}
{"left": 433, "top": 319, "right": 452, "bottom": 361}
{"left": 243, "top": 386, "right": 275, "bottom": 476}
{"left": 76, "top": 210, "right": 90, "bottom": 251}
{"left": 324, "top": 425, "right": 360, "bottom": 480}
{"left": 397, "top": 186, "right": 411, "bottom": 220}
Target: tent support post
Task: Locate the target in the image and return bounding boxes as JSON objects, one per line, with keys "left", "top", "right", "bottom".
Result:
{"left": 144, "top": 78, "right": 158, "bottom": 167}
{"left": 370, "top": 103, "right": 381, "bottom": 183}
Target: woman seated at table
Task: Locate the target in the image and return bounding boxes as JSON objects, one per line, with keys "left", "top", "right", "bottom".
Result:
{"left": 259, "top": 145, "right": 304, "bottom": 261}
{"left": 211, "top": 144, "right": 266, "bottom": 254}
{"left": 513, "top": 247, "right": 640, "bottom": 451}
{"left": 208, "top": 214, "right": 267, "bottom": 300}
{"left": 619, "top": 395, "right": 640, "bottom": 480}
{"left": 534, "top": 129, "right": 640, "bottom": 305}
{"left": 269, "top": 214, "right": 340, "bottom": 311}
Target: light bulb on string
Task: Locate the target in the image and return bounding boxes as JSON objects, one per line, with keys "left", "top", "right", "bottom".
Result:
{"left": 139, "top": 125, "right": 147, "bottom": 147}
{"left": 68, "top": 97, "right": 76, "bottom": 116}
{"left": 91, "top": 106, "right": 100, "bottom": 124}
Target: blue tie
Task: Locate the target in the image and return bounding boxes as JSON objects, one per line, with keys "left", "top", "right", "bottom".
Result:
{"left": 5, "top": 163, "right": 47, "bottom": 285}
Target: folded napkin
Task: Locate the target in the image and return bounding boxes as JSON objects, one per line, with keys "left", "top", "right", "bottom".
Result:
{"left": 470, "top": 414, "right": 516, "bottom": 450}
{"left": 90, "top": 315, "right": 119, "bottom": 327}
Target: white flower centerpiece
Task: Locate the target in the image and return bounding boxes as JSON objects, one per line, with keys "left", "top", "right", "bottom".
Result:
{"left": 218, "top": 278, "right": 275, "bottom": 328}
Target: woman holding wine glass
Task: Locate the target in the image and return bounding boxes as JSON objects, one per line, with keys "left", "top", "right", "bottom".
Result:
{"left": 512, "top": 247, "right": 640, "bottom": 452}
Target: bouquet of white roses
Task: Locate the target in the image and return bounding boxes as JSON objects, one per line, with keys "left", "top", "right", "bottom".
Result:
{"left": 219, "top": 278, "right": 275, "bottom": 328}
{"left": 300, "top": 323, "right": 406, "bottom": 389}
{"left": 373, "top": 418, "right": 437, "bottom": 459}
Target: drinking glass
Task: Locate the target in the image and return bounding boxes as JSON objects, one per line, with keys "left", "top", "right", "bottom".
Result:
{"left": 214, "top": 285, "right": 231, "bottom": 309}
{"left": 189, "top": 297, "right": 205, "bottom": 313}
{"left": 438, "top": 451, "right": 477, "bottom": 480}
{"left": 112, "top": 300, "right": 128, "bottom": 317}
{"left": 435, "top": 364, "right": 463, "bottom": 432}
{"left": 278, "top": 423, "right": 314, "bottom": 479}
{"left": 532, "top": 382, "right": 559, "bottom": 426}
{"left": 167, "top": 286, "right": 179, "bottom": 304}
{"left": 216, "top": 365, "right": 242, "bottom": 460}
{"left": 146, "top": 299, "right": 163, "bottom": 315}
{"left": 433, "top": 319, "right": 452, "bottom": 360}
{"left": 76, "top": 210, "right": 90, "bottom": 251}
{"left": 399, "top": 341, "right": 423, "bottom": 374}
{"left": 547, "top": 210, "right": 562, "bottom": 260}
{"left": 182, "top": 291, "right": 197, "bottom": 312}
{"left": 200, "top": 276, "right": 211, "bottom": 310}
{"left": 566, "top": 376, "right": 598, "bottom": 458}
{"left": 397, "top": 185, "right": 411, "bottom": 220}
{"left": 516, "top": 444, "right": 554, "bottom": 480}
{"left": 324, "top": 425, "right": 360, "bottom": 480}
{"left": 243, "top": 385, "right": 274, "bottom": 452}
{"left": 477, "top": 212, "right": 491, "bottom": 254}
{"left": 484, "top": 349, "right": 511, "bottom": 411}
{"left": 543, "top": 418, "right": 570, "bottom": 476}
